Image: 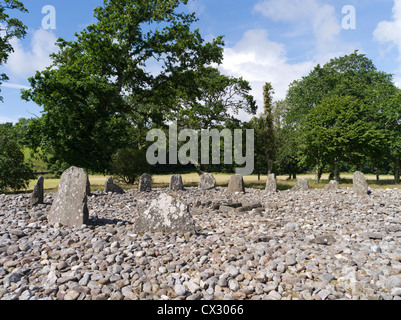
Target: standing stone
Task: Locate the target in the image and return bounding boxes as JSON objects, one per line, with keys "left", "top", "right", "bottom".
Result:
{"left": 139, "top": 173, "right": 152, "bottom": 192}
{"left": 135, "top": 193, "right": 195, "bottom": 234}
{"left": 48, "top": 166, "right": 90, "bottom": 228}
{"left": 199, "top": 173, "right": 216, "bottom": 190}
{"left": 291, "top": 179, "right": 310, "bottom": 192}
{"left": 104, "top": 177, "right": 124, "bottom": 194}
{"left": 226, "top": 175, "right": 245, "bottom": 193}
{"left": 265, "top": 174, "right": 278, "bottom": 193}
{"left": 170, "top": 174, "right": 184, "bottom": 191}
{"left": 325, "top": 180, "right": 340, "bottom": 191}
{"left": 31, "top": 176, "right": 44, "bottom": 208}
{"left": 353, "top": 171, "right": 369, "bottom": 195}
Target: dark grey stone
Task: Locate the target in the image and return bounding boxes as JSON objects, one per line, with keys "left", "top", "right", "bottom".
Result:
{"left": 31, "top": 176, "right": 44, "bottom": 208}
{"left": 104, "top": 177, "right": 124, "bottom": 194}
{"left": 169, "top": 174, "right": 184, "bottom": 191}
{"left": 48, "top": 166, "right": 90, "bottom": 228}
{"left": 138, "top": 173, "right": 152, "bottom": 192}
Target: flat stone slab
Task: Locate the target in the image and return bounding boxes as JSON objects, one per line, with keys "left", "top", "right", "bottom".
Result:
{"left": 134, "top": 193, "right": 196, "bottom": 234}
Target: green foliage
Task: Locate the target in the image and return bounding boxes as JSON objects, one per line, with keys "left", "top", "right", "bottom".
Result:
{"left": 283, "top": 50, "right": 400, "bottom": 182}
{"left": 110, "top": 148, "right": 150, "bottom": 184}
{"left": 0, "top": 122, "right": 34, "bottom": 192}
{"left": 22, "top": 0, "right": 255, "bottom": 174}
{"left": 0, "top": 0, "right": 27, "bottom": 101}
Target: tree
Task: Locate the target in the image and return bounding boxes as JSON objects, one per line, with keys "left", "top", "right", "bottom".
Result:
{"left": 0, "top": 0, "right": 27, "bottom": 101}
{"left": 110, "top": 147, "right": 150, "bottom": 184}
{"left": 285, "top": 51, "right": 396, "bottom": 182}
{"left": 22, "top": 0, "right": 255, "bottom": 174}
{"left": 0, "top": 123, "right": 33, "bottom": 192}
{"left": 262, "top": 83, "right": 276, "bottom": 174}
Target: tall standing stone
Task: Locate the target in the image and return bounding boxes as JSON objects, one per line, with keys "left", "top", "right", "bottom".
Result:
{"left": 265, "top": 174, "right": 278, "bottom": 193}
{"left": 170, "top": 174, "right": 184, "bottom": 191}
{"left": 226, "top": 175, "right": 245, "bottom": 193}
{"left": 199, "top": 173, "right": 216, "bottom": 190}
{"left": 353, "top": 171, "right": 369, "bottom": 195}
{"left": 139, "top": 173, "right": 152, "bottom": 192}
{"left": 291, "top": 179, "right": 310, "bottom": 192}
{"left": 48, "top": 166, "right": 90, "bottom": 228}
{"left": 31, "top": 176, "right": 44, "bottom": 208}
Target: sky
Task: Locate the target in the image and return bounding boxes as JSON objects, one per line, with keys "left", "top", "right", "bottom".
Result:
{"left": 1, "top": 0, "right": 401, "bottom": 123}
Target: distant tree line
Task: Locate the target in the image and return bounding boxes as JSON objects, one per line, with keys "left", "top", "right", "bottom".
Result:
{"left": 250, "top": 51, "right": 401, "bottom": 184}
{"left": 1, "top": 1, "right": 401, "bottom": 191}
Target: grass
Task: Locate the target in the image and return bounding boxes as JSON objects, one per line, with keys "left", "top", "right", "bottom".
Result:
{"left": 19, "top": 172, "right": 399, "bottom": 194}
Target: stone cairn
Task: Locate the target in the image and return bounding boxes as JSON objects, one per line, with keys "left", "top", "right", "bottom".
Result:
{"left": 170, "top": 174, "right": 184, "bottom": 191}
{"left": 353, "top": 171, "right": 369, "bottom": 195}
{"left": 138, "top": 173, "right": 152, "bottom": 192}
{"left": 226, "top": 175, "right": 245, "bottom": 193}
{"left": 265, "top": 174, "right": 278, "bottom": 193}
{"left": 48, "top": 166, "right": 90, "bottom": 228}
{"left": 199, "top": 173, "right": 216, "bottom": 190}
{"left": 30, "top": 176, "right": 44, "bottom": 208}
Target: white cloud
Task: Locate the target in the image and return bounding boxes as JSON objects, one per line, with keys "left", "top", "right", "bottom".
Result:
{"left": 253, "top": 0, "right": 344, "bottom": 58}
{"left": 220, "top": 29, "right": 314, "bottom": 120}
{"left": 5, "top": 29, "right": 58, "bottom": 81}
{"left": 373, "top": 0, "right": 401, "bottom": 56}
{"left": 1, "top": 83, "right": 30, "bottom": 90}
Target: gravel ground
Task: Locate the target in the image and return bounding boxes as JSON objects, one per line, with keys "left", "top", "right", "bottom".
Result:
{"left": 1, "top": 186, "right": 401, "bottom": 300}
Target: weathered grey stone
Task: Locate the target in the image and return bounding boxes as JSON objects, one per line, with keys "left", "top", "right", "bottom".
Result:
{"left": 353, "top": 171, "right": 369, "bottom": 195}
{"left": 48, "top": 166, "right": 90, "bottom": 228}
{"left": 104, "top": 177, "right": 124, "bottom": 194}
{"left": 324, "top": 180, "right": 339, "bottom": 191}
{"left": 291, "top": 179, "right": 310, "bottom": 192}
{"left": 138, "top": 173, "right": 152, "bottom": 192}
{"left": 199, "top": 173, "right": 216, "bottom": 190}
{"left": 31, "top": 176, "right": 44, "bottom": 208}
{"left": 226, "top": 175, "right": 245, "bottom": 193}
{"left": 134, "top": 193, "right": 196, "bottom": 234}
{"left": 169, "top": 174, "right": 184, "bottom": 191}
{"left": 265, "top": 174, "right": 278, "bottom": 193}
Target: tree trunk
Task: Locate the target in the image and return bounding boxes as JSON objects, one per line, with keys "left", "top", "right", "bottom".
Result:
{"left": 267, "top": 159, "right": 273, "bottom": 175}
{"left": 315, "top": 166, "right": 322, "bottom": 184}
{"left": 333, "top": 161, "right": 340, "bottom": 182}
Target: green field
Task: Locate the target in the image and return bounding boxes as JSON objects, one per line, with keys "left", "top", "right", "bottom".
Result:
{"left": 24, "top": 172, "right": 400, "bottom": 194}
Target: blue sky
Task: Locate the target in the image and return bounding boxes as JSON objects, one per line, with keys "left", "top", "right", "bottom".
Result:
{"left": 1, "top": 0, "right": 401, "bottom": 123}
